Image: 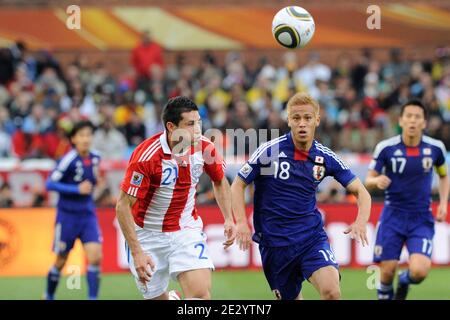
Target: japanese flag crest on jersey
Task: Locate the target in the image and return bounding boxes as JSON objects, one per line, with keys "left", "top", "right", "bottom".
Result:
{"left": 313, "top": 165, "right": 325, "bottom": 180}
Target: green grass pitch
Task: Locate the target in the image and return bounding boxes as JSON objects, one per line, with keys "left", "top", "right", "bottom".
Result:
{"left": 0, "top": 268, "right": 449, "bottom": 300}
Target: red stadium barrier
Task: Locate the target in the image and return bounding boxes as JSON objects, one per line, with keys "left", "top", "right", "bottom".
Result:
{"left": 0, "top": 204, "right": 449, "bottom": 276}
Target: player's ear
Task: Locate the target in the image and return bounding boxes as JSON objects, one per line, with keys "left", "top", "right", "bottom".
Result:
{"left": 315, "top": 113, "right": 321, "bottom": 127}
{"left": 166, "top": 121, "right": 176, "bottom": 133}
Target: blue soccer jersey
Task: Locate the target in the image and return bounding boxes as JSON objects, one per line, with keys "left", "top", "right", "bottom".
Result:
{"left": 370, "top": 135, "right": 447, "bottom": 263}
{"left": 237, "top": 132, "right": 356, "bottom": 247}
{"left": 369, "top": 135, "right": 447, "bottom": 212}
{"left": 47, "top": 149, "right": 101, "bottom": 213}
{"left": 47, "top": 149, "right": 102, "bottom": 254}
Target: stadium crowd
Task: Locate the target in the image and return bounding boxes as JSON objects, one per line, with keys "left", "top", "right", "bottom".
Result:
{"left": 0, "top": 36, "right": 449, "bottom": 207}
{"left": 0, "top": 38, "right": 449, "bottom": 160}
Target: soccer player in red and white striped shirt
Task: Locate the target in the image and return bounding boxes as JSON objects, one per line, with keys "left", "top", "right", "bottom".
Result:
{"left": 116, "top": 96, "right": 236, "bottom": 300}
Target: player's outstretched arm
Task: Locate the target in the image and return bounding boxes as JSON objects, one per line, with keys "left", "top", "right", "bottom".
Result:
{"left": 365, "top": 170, "right": 391, "bottom": 191}
{"left": 230, "top": 177, "right": 252, "bottom": 251}
{"left": 211, "top": 177, "right": 236, "bottom": 249}
{"left": 115, "top": 190, "right": 154, "bottom": 284}
{"left": 436, "top": 173, "right": 449, "bottom": 222}
{"left": 344, "top": 178, "right": 371, "bottom": 247}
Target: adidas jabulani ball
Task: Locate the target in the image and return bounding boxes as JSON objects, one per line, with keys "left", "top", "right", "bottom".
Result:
{"left": 272, "top": 6, "right": 315, "bottom": 49}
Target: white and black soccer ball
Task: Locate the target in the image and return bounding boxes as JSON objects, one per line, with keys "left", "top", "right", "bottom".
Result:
{"left": 272, "top": 6, "right": 315, "bottom": 49}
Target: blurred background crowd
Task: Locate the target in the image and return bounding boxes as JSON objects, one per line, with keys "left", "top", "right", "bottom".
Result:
{"left": 0, "top": 30, "right": 449, "bottom": 208}
{"left": 1, "top": 32, "right": 449, "bottom": 162}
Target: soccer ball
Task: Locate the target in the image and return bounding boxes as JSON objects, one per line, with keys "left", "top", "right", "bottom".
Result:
{"left": 272, "top": 6, "right": 315, "bottom": 49}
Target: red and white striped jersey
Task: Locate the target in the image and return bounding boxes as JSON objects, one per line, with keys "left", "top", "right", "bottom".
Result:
{"left": 121, "top": 131, "right": 226, "bottom": 232}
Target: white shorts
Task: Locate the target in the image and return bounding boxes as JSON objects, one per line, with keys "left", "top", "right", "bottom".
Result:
{"left": 127, "top": 227, "right": 215, "bottom": 299}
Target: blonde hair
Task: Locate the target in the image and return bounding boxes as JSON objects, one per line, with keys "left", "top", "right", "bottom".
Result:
{"left": 286, "top": 92, "right": 320, "bottom": 115}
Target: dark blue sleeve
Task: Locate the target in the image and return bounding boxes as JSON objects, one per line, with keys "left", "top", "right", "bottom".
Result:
{"left": 237, "top": 160, "right": 261, "bottom": 185}
{"left": 369, "top": 143, "right": 387, "bottom": 174}
{"left": 46, "top": 178, "right": 80, "bottom": 195}
{"left": 434, "top": 142, "right": 447, "bottom": 168}
{"left": 237, "top": 146, "right": 268, "bottom": 184}
{"left": 326, "top": 152, "right": 356, "bottom": 187}
{"left": 46, "top": 156, "right": 81, "bottom": 195}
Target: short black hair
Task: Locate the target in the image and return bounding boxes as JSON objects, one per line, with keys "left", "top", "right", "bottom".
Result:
{"left": 400, "top": 99, "right": 428, "bottom": 119}
{"left": 69, "top": 120, "right": 95, "bottom": 139}
{"left": 162, "top": 96, "right": 198, "bottom": 130}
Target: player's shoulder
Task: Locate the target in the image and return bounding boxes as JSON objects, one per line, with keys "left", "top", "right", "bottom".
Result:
{"left": 129, "top": 132, "right": 164, "bottom": 164}
{"left": 314, "top": 140, "right": 339, "bottom": 156}
{"left": 373, "top": 135, "right": 402, "bottom": 157}
{"left": 90, "top": 149, "right": 101, "bottom": 159}
{"left": 56, "top": 149, "right": 78, "bottom": 169}
{"left": 422, "top": 135, "right": 447, "bottom": 154}
{"left": 313, "top": 141, "right": 349, "bottom": 169}
{"left": 249, "top": 134, "right": 289, "bottom": 163}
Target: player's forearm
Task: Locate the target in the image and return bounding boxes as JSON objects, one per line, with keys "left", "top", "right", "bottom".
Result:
{"left": 438, "top": 175, "right": 449, "bottom": 205}
{"left": 364, "top": 176, "right": 379, "bottom": 190}
{"left": 115, "top": 198, "right": 142, "bottom": 255}
{"left": 46, "top": 179, "right": 80, "bottom": 195}
{"left": 231, "top": 178, "right": 248, "bottom": 224}
{"left": 347, "top": 179, "right": 371, "bottom": 223}
{"left": 354, "top": 186, "right": 371, "bottom": 223}
{"left": 212, "top": 178, "right": 233, "bottom": 222}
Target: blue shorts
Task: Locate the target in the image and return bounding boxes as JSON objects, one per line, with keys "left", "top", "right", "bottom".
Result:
{"left": 53, "top": 210, "right": 102, "bottom": 255}
{"left": 259, "top": 234, "right": 339, "bottom": 300}
{"left": 373, "top": 207, "right": 435, "bottom": 262}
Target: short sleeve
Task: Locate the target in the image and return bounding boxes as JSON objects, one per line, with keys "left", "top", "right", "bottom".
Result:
{"left": 434, "top": 141, "right": 448, "bottom": 177}
{"left": 369, "top": 142, "right": 388, "bottom": 174}
{"left": 237, "top": 148, "right": 265, "bottom": 185}
{"left": 50, "top": 151, "right": 77, "bottom": 182}
{"left": 326, "top": 153, "right": 356, "bottom": 187}
{"left": 120, "top": 161, "right": 152, "bottom": 199}
{"left": 203, "top": 142, "right": 225, "bottom": 182}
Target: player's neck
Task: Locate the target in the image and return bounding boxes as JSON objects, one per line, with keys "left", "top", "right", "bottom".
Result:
{"left": 293, "top": 139, "right": 313, "bottom": 152}
{"left": 402, "top": 133, "right": 422, "bottom": 147}
{"left": 167, "top": 134, "right": 190, "bottom": 155}
{"left": 77, "top": 149, "right": 90, "bottom": 158}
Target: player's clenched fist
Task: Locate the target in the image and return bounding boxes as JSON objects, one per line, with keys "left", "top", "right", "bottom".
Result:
{"left": 78, "top": 180, "right": 93, "bottom": 194}
{"left": 133, "top": 251, "right": 155, "bottom": 284}
{"left": 236, "top": 221, "right": 252, "bottom": 251}
{"left": 376, "top": 175, "right": 391, "bottom": 190}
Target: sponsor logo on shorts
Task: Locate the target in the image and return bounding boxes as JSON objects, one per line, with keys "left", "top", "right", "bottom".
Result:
{"left": 374, "top": 245, "right": 383, "bottom": 257}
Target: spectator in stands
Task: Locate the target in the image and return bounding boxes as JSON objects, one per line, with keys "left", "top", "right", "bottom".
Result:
{"left": 92, "top": 119, "right": 127, "bottom": 160}
{"left": 131, "top": 30, "right": 164, "bottom": 89}
{"left": 122, "top": 110, "right": 146, "bottom": 148}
